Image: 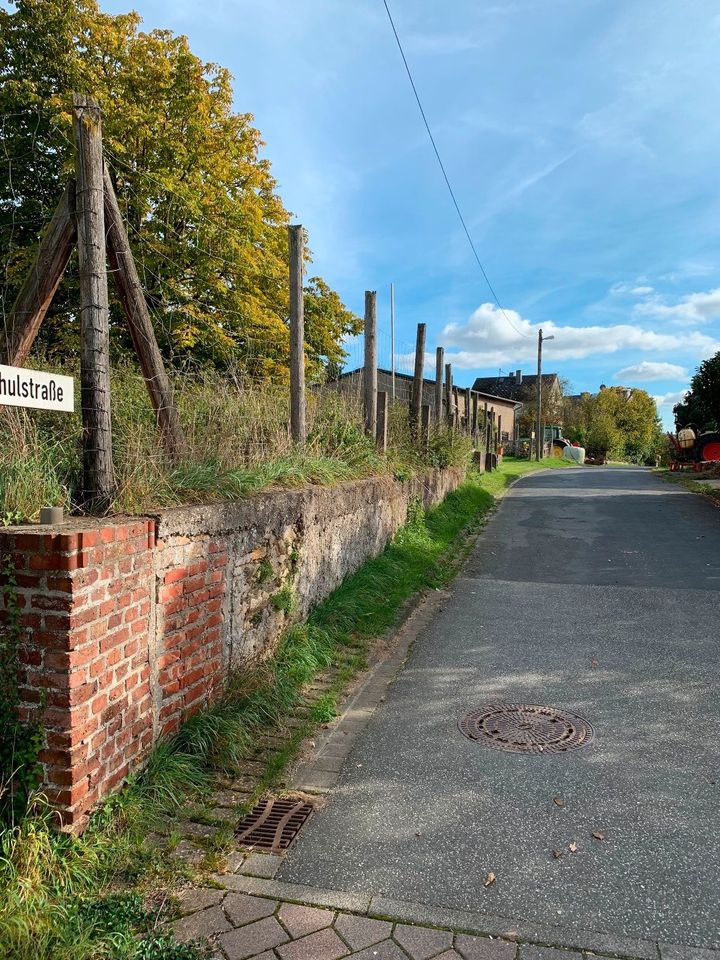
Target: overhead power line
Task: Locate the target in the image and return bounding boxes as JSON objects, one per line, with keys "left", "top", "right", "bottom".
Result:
{"left": 381, "top": 0, "right": 530, "bottom": 339}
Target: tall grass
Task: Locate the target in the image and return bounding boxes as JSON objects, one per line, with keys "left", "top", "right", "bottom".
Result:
{"left": 0, "top": 364, "right": 470, "bottom": 519}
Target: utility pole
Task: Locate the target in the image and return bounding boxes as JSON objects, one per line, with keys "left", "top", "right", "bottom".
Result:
{"left": 390, "top": 282, "right": 395, "bottom": 401}
{"left": 536, "top": 328, "right": 555, "bottom": 461}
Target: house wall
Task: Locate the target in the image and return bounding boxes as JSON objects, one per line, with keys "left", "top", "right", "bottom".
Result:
{"left": 0, "top": 467, "right": 464, "bottom": 828}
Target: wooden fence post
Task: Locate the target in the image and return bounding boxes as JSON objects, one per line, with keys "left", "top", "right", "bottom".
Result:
{"left": 410, "top": 322, "right": 426, "bottom": 436}
{"left": 2, "top": 182, "right": 76, "bottom": 366}
{"left": 434, "top": 346, "right": 444, "bottom": 423}
{"left": 498, "top": 415, "right": 503, "bottom": 451}
{"left": 288, "top": 224, "right": 306, "bottom": 443}
{"left": 464, "top": 388, "right": 471, "bottom": 434}
{"left": 445, "top": 362, "right": 453, "bottom": 428}
{"left": 364, "top": 291, "right": 377, "bottom": 436}
{"left": 376, "top": 390, "right": 388, "bottom": 453}
{"left": 472, "top": 393, "right": 479, "bottom": 442}
{"left": 421, "top": 404, "right": 430, "bottom": 449}
{"left": 72, "top": 93, "right": 114, "bottom": 511}
{"left": 103, "top": 168, "right": 186, "bottom": 463}
{"left": 483, "top": 402, "right": 490, "bottom": 469}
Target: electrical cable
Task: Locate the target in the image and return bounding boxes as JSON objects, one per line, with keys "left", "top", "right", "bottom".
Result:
{"left": 381, "top": 0, "right": 530, "bottom": 339}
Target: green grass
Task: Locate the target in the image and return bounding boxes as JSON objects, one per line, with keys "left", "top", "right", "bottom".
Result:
{"left": 0, "top": 365, "right": 471, "bottom": 520}
{"left": 0, "top": 456, "right": 576, "bottom": 959}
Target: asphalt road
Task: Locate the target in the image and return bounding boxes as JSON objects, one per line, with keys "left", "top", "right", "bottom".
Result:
{"left": 279, "top": 467, "right": 720, "bottom": 948}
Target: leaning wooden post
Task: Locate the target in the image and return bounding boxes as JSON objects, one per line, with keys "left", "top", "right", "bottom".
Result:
{"left": 72, "top": 94, "right": 114, "bottom": 511}
{"left": 471, "top": 393, "right": 479, "bottom": 442}
{"left": 104, "top": 169, "right": 186, "bottom": 462}
{"left": 434, "top": 347, "right": 444, "bottom": 423}
{"left": 409, "top": 322, "right": 426, "bottom": 436}
{"left": 376, "top": 390, "right": 388, "bottom": 452}
{"left": 364, "top": 291, "right": 377, "bottom": 436}
{"left": 288, "top": 224, "right": 306, "bottom": 444}
{"left": 445, "top": 362, "right": 453, "bottom": 428}
{"left": 421, "top": 404, "right": 430, "bottom": 449}
{"left": 2, "top": 181, "right": 77, "bottom": 366}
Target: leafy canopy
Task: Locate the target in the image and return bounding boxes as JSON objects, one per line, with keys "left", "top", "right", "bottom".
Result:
{"left": 0, "top": 0, "right": 360, "bottom": 380}
{"left": 673, "top": 352, "right": 720, "bottom": 431}
{"left": 563, "top": 386, "right": 662, "bottom": 463}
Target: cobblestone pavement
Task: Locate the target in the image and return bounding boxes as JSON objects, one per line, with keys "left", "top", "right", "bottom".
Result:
{"left": 172, "top": 851, "right": 718, "bottom": 960}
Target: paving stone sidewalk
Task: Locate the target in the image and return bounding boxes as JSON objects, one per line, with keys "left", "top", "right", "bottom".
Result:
{"left": 174, "top": 880, "right": 547, "bottom": 960}
{"left": 172, "top": 851, "right": 716, "bottom": 960}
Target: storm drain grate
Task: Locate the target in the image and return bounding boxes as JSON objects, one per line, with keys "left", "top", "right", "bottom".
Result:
{"left": 458, "top": 703, "right": 594, "bottom": 754}
{"left": 235, "top": 797, "right": 313, "bottom": 852}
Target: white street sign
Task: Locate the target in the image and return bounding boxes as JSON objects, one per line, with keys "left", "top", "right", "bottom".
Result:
{"left": 0, "top": 364, "right": 74, "bottom": 413}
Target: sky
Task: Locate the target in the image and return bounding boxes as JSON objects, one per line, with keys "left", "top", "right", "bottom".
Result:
{"left": 100, "top": 0, "right": 720, "bottom": 426}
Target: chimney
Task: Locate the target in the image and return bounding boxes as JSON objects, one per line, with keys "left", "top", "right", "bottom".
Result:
{"left": 515, "top": 369, "right": 522, "bottom": 385}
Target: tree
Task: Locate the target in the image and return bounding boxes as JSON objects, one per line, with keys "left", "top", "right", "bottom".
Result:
{"left": 673, "top": 352, "right": 720, "bottom": 431}
{"left": 0, "top": 0, "right": 358, "bottom": 379}
{"left": 565, "top": 386, "right": 662, "bottom": 463}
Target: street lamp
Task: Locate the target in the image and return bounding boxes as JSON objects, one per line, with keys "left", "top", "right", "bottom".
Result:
{"left": 536, "top": 329, "right": 555, "bottom": 461}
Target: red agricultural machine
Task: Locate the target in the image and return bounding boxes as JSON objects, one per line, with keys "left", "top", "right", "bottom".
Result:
{"left": 667, "top": 427, "right": 720, "bottom": 471}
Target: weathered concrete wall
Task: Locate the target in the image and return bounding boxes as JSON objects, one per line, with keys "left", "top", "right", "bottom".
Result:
{"left": 0, "top": 466, "right": 465, "bottom": 826}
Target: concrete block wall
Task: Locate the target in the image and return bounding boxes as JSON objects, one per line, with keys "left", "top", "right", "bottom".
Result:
{"left": 0, "top": 466, "right": 465, "bottom": 828}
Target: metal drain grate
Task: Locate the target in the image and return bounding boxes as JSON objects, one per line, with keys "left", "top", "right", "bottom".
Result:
{"left": 458, "top": 703, "right": 593, "bottom": 754}
{"left": 235, "top": 797, "right": 313, "bottom": 852}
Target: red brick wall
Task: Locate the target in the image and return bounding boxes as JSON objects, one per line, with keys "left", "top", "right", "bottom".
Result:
{"left": 153, "top": 536, "right": 228, "bottom": 738}
{"left": 1, "top": 521, "right": 156, "bottom": 828}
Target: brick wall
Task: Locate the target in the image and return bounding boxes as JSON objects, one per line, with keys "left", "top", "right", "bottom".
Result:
{"left": 0, "top": 466, "right": 465, "bottom": 829}
{"left": 1, "top": 521, "right": 155, "bottom": 825}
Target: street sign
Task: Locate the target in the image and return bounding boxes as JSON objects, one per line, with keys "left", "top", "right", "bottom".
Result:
{"left": 0, "top": 364, "right": 74, "bottom": 413}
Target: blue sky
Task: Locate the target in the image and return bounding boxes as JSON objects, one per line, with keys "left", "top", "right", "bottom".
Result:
{"left": 102, "top": 0, "right": 720, "bottom": 426}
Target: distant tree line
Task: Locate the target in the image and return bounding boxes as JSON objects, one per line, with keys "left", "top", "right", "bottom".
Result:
{"left": 0, "top": 0, "right": 361, "bottom": 382}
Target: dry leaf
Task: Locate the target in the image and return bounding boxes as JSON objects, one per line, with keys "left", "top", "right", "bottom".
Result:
{"left": 552, "top": 849, "right": 563, "bottom": 859}
{"left": 553, "top": 797, "right": 565, "bottom": 808}
{"left": 569, "top": 842, "right": 578, "bottom": 853}
{"left": 590, "top": 659, "right": 599, "bottom": 668}
{"left": 484, "top": 872, "right": 496, "bottom": 887}
{"left": 592, "top": 831, "right": 605, "bottom": 841}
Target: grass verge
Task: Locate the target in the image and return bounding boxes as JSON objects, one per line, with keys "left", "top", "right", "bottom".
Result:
{"left": 0, "top": 456, "right": 574, "bottom": 959}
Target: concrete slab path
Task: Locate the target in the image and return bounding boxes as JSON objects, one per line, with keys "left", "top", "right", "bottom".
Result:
{"left": 278, "top": 467, "right": 720, "bottom": 951}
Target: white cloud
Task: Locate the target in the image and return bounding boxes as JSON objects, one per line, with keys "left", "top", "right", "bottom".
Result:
{"left": 634, "top": 287, "right": 720, "bottom": 326}
{"left": 610, "top": 282, "right": 654, "bottom": 296}
{"left": 613, "top": 361, "right": 686, "bottom": 382}
{"left": 439, "top": 303, "right": 720, "bottom": 368}
{"left": 653, "top": 390, "right": 686, "bottom": 410}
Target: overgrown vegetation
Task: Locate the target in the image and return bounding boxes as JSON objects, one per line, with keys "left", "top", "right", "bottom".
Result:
{"left": 0, "top": 367, "right": 471, "bottom": 520}
{"left": 0, "top": 458, "right": 572, "bottom": 960}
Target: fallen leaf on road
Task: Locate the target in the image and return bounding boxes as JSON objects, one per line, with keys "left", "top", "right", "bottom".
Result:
{"left": 552, "top": 849, "right": 563, "bottom": 859}
{"left": 485, "top": 872, "right": 496, "bottom": 887}
{"left": 592, "top": 831, "right": 605, "bottom": 841}
{"left": 553, "top": 797, "right": 565, "bottom": 808}
{"left": 590, "top": 658, "right": 599, "bottom": 668}
{"left": 569, "top": 842, "right": 578, "bottom": 853}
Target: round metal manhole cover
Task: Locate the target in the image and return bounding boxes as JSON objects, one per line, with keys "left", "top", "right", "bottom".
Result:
{"left": 458, "top": 703, "right": 594, "bottom": 754}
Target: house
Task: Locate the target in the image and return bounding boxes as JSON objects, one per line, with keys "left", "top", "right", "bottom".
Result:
{"left": 472, "top": 369, "right": 563, "bottom": 437}
{"left": 471, "top": 369, "right": 562, "bottom": 404}
{"left": 326, "top": 368, "right": 521, "bottom": 445}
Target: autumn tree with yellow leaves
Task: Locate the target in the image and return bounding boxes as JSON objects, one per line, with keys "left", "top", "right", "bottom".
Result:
{"left": 0, "top": 0, "right": 360, "bottom": 381}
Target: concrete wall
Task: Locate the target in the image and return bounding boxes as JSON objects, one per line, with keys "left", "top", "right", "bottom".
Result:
{"left": 0, "top": 467, "right": 465, "bottom": 828}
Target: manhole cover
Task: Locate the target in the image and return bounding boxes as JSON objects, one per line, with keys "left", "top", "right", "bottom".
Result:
{"left": 236, "top": 797, "right": 313, "bottom": 852}
{"left": 458, "top": 703, "right": 593, "bottom": 754}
